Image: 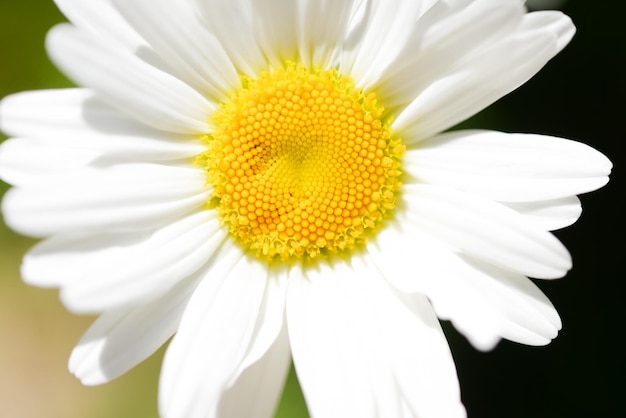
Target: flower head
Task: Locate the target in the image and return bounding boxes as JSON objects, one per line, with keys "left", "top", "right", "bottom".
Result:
{"left": 0, "top": 0, "right": 611, "bottom": 417}
{"left": 199, "top": 62, "right": 404, "bottom": 260}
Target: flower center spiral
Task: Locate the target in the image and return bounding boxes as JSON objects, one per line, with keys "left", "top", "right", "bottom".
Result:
{"left": 199, "top": 63, "right": 403, "bottom": 260}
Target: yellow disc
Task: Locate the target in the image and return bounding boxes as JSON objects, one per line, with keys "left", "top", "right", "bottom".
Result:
{"left": 198, "top": 63, "right": 404, "bottom": 260}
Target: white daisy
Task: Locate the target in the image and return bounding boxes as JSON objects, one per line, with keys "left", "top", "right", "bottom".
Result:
{"left": 0, "top": 0, "right": 611, "bottom": 417}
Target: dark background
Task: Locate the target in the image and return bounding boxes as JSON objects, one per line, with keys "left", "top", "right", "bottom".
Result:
{"left": 454, "top": 1, "right": 625, "bottom": 417}
{"left": 0, "top": 1, "right": 623, "bottom": 417}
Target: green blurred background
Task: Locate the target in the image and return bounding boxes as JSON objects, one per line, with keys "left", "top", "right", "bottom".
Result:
{"left": 0, "top": 1, "right": 623, "bottom": 417}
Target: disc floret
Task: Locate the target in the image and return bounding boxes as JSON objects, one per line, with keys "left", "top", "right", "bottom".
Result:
{"left": 198, "top": 63, "right": 404, "bottom": 260}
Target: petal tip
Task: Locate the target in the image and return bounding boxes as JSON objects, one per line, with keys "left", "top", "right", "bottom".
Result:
{"left": 69, "top": 348, "right": 108, "bottom": 387}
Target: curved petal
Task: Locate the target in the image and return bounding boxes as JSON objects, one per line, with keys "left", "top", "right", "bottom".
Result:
{"left": 111, "top": 0, "right": 239, "bottom": 102}
{"left": 46, "top": 24, "right": 214, "bottom": 134}
{"left": 159, "top": 244, "right": 273, "bottom": 418}
{"left": 393, "top": 11, "right": 575, "bottom": 140}
{"left": 0, "top": 137, "right": 100, "bottom": 186}
{"left": 241, "top": 0, "right": 359, "bottom": 70}
{"left": 401, "top": 184, "right": 572, "bottom": 279}
{"left": 295, "top": 0, "right": 356, "bottom": 69}
{"left": 503, "top": 197, "right": 581, "bottom": 231}
{"left": 287, "top": 255, "right": 465, "bottom": 418}
{"left": 216, "top": 324, "right": 291, "bottom": 418}
{"left": 404, "top": 130, "right": 612, "bottom": 202}
{"left": 375, "top": 0, "right": 525, "bottom": 111}
{"left": 0, "top": 89, "right": 204, "bottom": 163}
{"left": 341, "top": 0, "right": 437, "bottom": 90}
{"left": 368, "top": 221, "right": 561, "bottom": 350}
{"left": 23, "top": 210, "right": 225, "bottom": 313}
{"left": 248, "top": 0, "right": 302, "bottom": 67}
{"left": 69, "top": 268, "right": 205, "bottom": 385}
{"left": 2, "top": 164, "right": 209, "bottom": 237}
{"left": 520, "top": 9, "right": 576, "bottom": 52}
{"left": 53, "top": 0, "right": 147, "bottom": 51}
{"left": 192, "top": 0, "right": 267, "bottom": 77}
{"left": 234, "top": 265, "right": 290, "bottom": 375}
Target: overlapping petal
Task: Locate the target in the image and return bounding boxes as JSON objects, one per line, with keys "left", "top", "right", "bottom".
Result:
{"left": 404, "top": 130, "right": 612, "bottom": 202}
{"left": 392, "top": 10, "right": 575, "bottom": 140}
{"left": 374, "top": 0, "right": 526, "bottom": 111}
{"left": 0, "top": 93, "right": 206, "bottom": 189}
{"left": 111, "top": 0, "right": 239, "bottom": 102}
{"left": 22, "top": 210, "right": 225, "bottom": 313}
{"left": 233, "top": 265, "right": 290, "bottom": 375}
{"left": 503, "top": 197, "right": 582, "bottom": 231}
{"left": 341, "top": 0, "right": 438, "bottom": 89}
{"left": 3, "top": 163, "right": 209, "bottom": 237}
{"left": 369, "top": 219, "right": 561, "bottom": 350}
{"left": 0, "top": 137, "right": 100, "bottom": 186}
{"left": 401, "top": 184, "right": 572, "bottom": 279}
{"left": 0, "top": 1, "right": 613, "bottom": 418}
{"left": 193, "top": 0, "right": 358, "bottom": 76}
{"left": 294, "top": 0, "right": 357, "bottom": 69}
{"left": 53, "top": 0, "right": 147, "bottom": 51}
{"left": 46, "top": 24, "right": 215, "bottom": 134}
{"left": 192, "top": 0, "right": 268, "bottom": 77}
{"left": 69, "top": 269, "right": 205, "bottom": 385}
{"left": 0, "top": 90, "right": 204, "bottom": 163}
{"left": 287, "top": 256, "right": 465, "bottom": 418}
{"left": 216, "top": 325, "right": 291, "bottom": 418}
{"left": 159, "top": 242, "right": 284, "bottom": 418}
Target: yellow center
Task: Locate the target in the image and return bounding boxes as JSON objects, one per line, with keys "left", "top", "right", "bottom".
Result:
{"left": 198, "top": 63, "right": 404, "bottom": 260}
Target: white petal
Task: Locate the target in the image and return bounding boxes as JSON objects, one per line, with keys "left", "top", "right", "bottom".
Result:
{"left": 193, "top": 0, "right": 368, "bottom": 75}
{"left": 258, "top": 0, "right": 353, "bottom": 69}
{"left": 235, "top": 265, "right": 290, "bottom": 374}
{"left": 2, "top": 164, "right": 209, "bottom": 237}
{"left": 404, "top": 130, "right": 612, "bottom": 202}
{"left": 193, "top": 0, "right": 267, "bottom": 77}
{"left": 46, "top": 24, "right": 214, "bottom": 134}
{"left": 402, "top": 184, "right": 572, "bottom": 279}
{"left": 375, "top": 0, "right": 525, "bottom": 111}
{"left": 342, "top": 0, "right": 437, "bottom": 89}
{"left": 217, "top": 325, "right": 291, "bottom": 418}
{"left": 0, "top": 90, "right": 204, "bottom": 162}
{"left": 159, "top": 246, "right": 272, "bottom": 418}
{"left": 393, "top": 12, "right": 575, "bottom": 140}
{"left": 521, "top": 10, "right": 576, "bottom": 52}
{"left": 23, "top": 210, "right": 225, "bottom": 313}
{"left": 295, "top": 0, "right": 356, "bottom": 68}
{"left": 368, "top": 223, "right": 561, "bottom": 350}
{"left": 111, "top": 0, "right": 239, "bottom": 102}
{"left": 504, "top": 197, "right": 581, "bottom": 231}
{"left": 287, "top": 256, "right": 465, "bottom": 418}
{"left": 249, "top": 0, "right": 301, "bottom": 67}
{"left": 69, "top": 270, "right": 203, "bottom": 385}
{"left": 239, "top": 0, "right": 356, "bottom": 71}
{"left": 451, "top": 257, "right": 562, "bottom": 348}
{"left": 0, "top": 137, "right": 100, "bottom": 186}
{"left": 53, "top": 0, "right": 147, "bottom": 51}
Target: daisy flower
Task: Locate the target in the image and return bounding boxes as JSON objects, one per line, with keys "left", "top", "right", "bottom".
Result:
{"left": 0, "top": 0, "right": 612, "bottom": 417}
